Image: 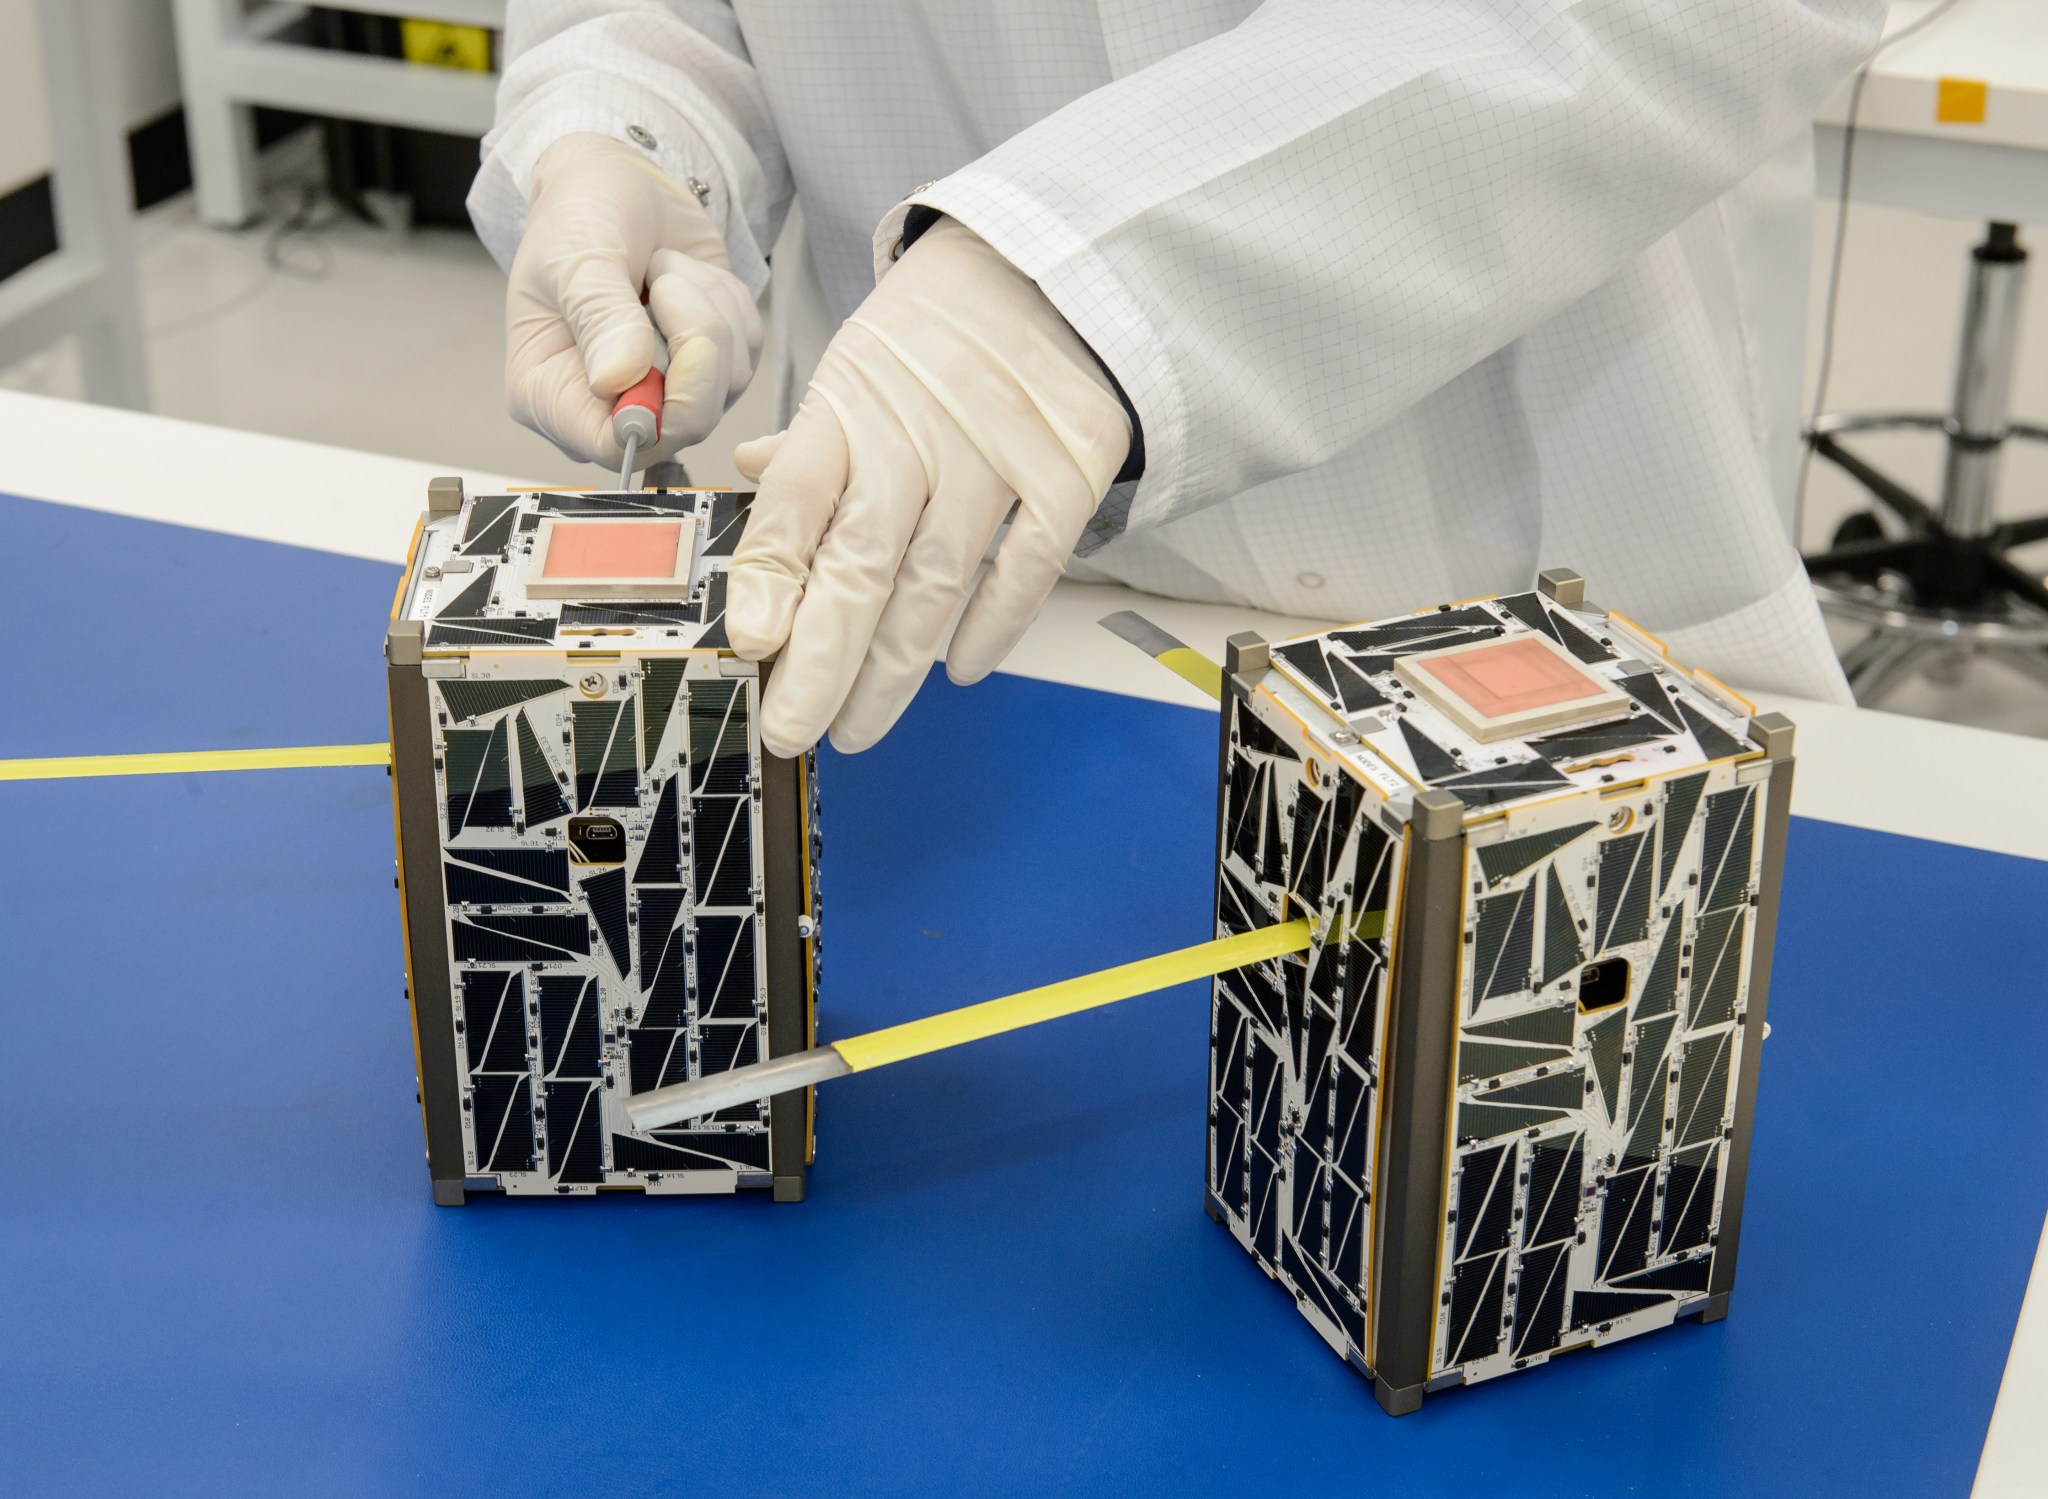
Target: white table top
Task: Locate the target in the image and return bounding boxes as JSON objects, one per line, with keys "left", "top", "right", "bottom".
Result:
{"left": 1814, "top": 0, "right": 2048, "bottom": 221}
{"left": 2, "top": 386, "right": 2044, "bottom": 1491}
{"left": 1818, "top": 0, "right": 2048, "bottom": 150}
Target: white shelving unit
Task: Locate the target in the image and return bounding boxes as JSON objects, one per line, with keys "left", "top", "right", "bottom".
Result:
{"left": 171, "top": 0, "right": 507, "bottom": 228}
{"left": 0, "top": 0, "right": 150, "bottom": 410}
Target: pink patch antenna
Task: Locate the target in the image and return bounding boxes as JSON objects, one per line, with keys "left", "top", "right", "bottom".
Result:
{"left": 1393, "top": 631, "right": 1627, "bottom": 743}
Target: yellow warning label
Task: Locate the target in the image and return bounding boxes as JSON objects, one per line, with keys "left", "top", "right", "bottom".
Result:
{"left": 400, "top": 20, "right": 493, "bottom": 73}
{"left": 1936, "top": 77, "right": 1989, "bottom": 125}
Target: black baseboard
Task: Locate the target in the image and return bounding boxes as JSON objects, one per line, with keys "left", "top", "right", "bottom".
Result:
{"left": 0, "top": 104, "right": 308, "bottom": 283}
{"left": 130, "top": 109, "right": 195, "bottom": 211}
{"left": 0, "top": 177, "right": 58, "bottom": 284}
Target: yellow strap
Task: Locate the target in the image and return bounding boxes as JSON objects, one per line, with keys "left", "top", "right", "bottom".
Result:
{"left": 1155, "top": 646, "right": 1224, "bottom": 703}
{"left": 833, "top": 919, "right": 1313, "bottom": 1072}
{"left": 0, "top": 743, "right": 391, "bottom": 782}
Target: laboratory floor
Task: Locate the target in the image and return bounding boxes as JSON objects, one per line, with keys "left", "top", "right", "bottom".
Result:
{"left": 4, "top": 132, "right": 2046, "bottom": 736}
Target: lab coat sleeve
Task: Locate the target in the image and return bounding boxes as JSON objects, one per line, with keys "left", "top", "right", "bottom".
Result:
{"left": 468, "top": 0, "right": 791, "bottom": 298}
{"left": 893, "top": 0, "right": 1884, "bottom": 545}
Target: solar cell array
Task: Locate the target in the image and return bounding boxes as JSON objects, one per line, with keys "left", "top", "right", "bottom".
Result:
{"left": 391, "top": 488, "right": 819, "bottom": 1199}
{"left": 1211, "top": 583, "right": 1782, "bottom": 1408}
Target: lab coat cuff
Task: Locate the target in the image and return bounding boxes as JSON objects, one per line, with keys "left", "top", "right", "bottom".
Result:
{"left": 470, "top": 79, "right": 770, "bottom": 300}
{"left": 877, "top": 172, "right": 1186, "bottom": 553}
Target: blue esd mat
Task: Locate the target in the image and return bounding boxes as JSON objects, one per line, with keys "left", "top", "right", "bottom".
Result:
{"left": 3, "top": 493, "right": 2042, "bottom": 1497}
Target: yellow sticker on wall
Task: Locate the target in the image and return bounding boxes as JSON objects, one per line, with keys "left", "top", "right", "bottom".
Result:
{"left": 1936, "top": 76, "right": 1989, "bottom": 125}
{"left": 400, "top": 20, "right": 493, "bottom": 73}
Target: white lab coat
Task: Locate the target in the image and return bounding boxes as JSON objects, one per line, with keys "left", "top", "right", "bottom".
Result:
{"left": 470, "top": 0, "right": 1885, "bottom": 702}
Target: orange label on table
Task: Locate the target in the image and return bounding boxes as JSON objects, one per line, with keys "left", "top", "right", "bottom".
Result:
{"left": 1936, "top": 77, "right": 1989, "bottom": 125}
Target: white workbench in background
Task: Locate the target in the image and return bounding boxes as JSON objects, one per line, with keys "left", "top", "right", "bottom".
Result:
{"left": 1816, "top": 0, "right": 2048, "bottom": 222}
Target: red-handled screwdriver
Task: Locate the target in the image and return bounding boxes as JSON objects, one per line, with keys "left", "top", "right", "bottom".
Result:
{"left": 611, "top": 296, "right": 669, "bottom": 490}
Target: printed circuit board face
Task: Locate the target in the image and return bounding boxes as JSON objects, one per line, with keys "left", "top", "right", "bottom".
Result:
{"left": 388, "top": 486, "right": 817, "bottom": 1203}
{"left": 1211, "top": 580, "right": 1789, "bottom": 1411}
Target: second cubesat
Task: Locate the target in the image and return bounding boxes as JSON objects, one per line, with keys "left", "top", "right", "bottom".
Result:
{"left": 1207, "top": 572, "right": 1793, "bottom": 1414}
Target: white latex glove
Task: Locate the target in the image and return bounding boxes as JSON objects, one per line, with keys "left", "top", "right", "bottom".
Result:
{"left": 506, "top": 133, "right": 761, "bottom": 470}
{"left": 728, "top": 218, "right": 1131, "bottom": 756}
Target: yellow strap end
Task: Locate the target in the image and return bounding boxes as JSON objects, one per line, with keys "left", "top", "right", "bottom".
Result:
{"left": 0, "top": 743, "right": 391, "bottom": 782}
{"left": 1099, "top": 611, "right": 1224, "bottom": 703}
{"left": 1155, "top": 647, "right": 1224, "bottom": 703}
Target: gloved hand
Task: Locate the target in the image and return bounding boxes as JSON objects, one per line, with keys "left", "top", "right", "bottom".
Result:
{"left": 506, "top": 132, "right": 761, "bottom": 469}
{"left": 728, "top": 218, "right": 1130, "bottom": 756}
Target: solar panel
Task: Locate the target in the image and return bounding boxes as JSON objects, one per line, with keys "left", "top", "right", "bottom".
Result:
{"left": 1210, "top": 576, "right": 1790, "bottom": 1413}
{"left": 387, "top": 483, "right": 819, "bottom": 1204}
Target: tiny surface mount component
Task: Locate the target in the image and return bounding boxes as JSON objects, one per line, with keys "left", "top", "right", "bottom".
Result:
{"left": 387, "top": 481, "right": 819, "bottom": 1205}
{"left": 1208, "top": 571, "right": 1794, "bottom": 1415}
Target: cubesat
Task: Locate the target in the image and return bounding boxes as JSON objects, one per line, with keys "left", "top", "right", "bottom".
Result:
{"left": 386, "top": 481, "right": 819, "bottom": 1205}
{"left": 382, "top": 482, "right": 1792, "bottom": 1416}
{"left": 1206, "top": 571, "right": 1793, "bottom": 1414}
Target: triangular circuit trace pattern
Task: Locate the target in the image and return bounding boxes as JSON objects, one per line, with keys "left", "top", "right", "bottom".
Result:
{"left": 1476, "top": 823, "right": 1596, "bottom": 887}
{"left": 1230, "top": 586, "right": 1769, "bottom": 1390}
{"left": 462, "top": 971, "right": 534, "bottom": 1174}
{"left": 561, "top": 602, "right": 703, "bottom": 629}
{"left": 460, "top": 495, "right": 518, "bottom": 549}
{"left": 1437, "top": 760, "right": 1572, "bottom": 809}
{"left": 1699, "top": 786, "right": 1757, "bottom": 914}
{"left": 696, "top": 573, "right": 731, "bottom": 649}
{"left": 573, "top": 698, "right": 639, "bottom": 809}
{"left": 533, "top": 492, "right": 697, "bottom": 516}
{"left": 1329, "top": 655, "right": 1390, "bottom": 712}
{"left": 1494, "top": 591, "right": 1561, "bottom": 642}
{"left": 440, "top": 678, "right": 567, "bottom": 723}
{"left": 1679, "top": 698, "right": 1749, "bottom": 763}
{"left": 1275, "top": 641, "right": 1339, "bottom": 701}
{"left": 544, "top": 1079, "right": 605, "bottom": 1183}
{"left": 1597, "top": 833, "right": 1653, "bottom": 949}
{"left": 1473, "top": 885, "right": 1536, "bottom": 1004}
{"left": 581, "top": 868, "right": 631, "bottom": 980}
{"left": 1539, "top": 866, "right": 1585, "bottom": 988}
{"left": 1530, "top": 715, "right": 1665, "bottom": 764}
{"left": 414, "top": 490, "right": 791, "bottom": 1202}
{"left": 633, "top": 776, "right": 683, "bottom": 885}
{"left": 700, "top": 491, "right": 751, "bottom": 556}
{"left": 445, "top": 847, "right": 572, "bottom": 906}
{"left": 1207, "top": 691, "right": 1396, "bottom": 1369}
{"left": 444, "top": 722, "right": 513, "bottom": 832}
{"left": 692, "top": 795, "right": 754, "bottom": 908}
{"left": 1659, "top": 772, "right": 1708, "bottom": 895}
{"left": 539, "top": 975, "right": 602, "bottom": 1079}
{"left": 641, "top": 661, "right": 689, "bottom": 764}
{"left": 460, "top": 502, "right": 518, "bottom": 558}
{"left": 1398, "top": 717, "right": 1463, "bottom": 782}
{"left": 1618, "top": 670, "right": 1682, "bottom": 732}
{"left": 1549, "top": 611, "right": 1617, "bottom": 664}
{"left": 436, "top": 567, "right": 495, "bottom": 618}
{"left": 514, "top": 711, "right": 570, "bottom": 827}
{"left": 688, "top": 680, "right": 750, "bottom": 795}
{"left": 1438, "top": 767, "right": 1746, "bottom": 1381}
